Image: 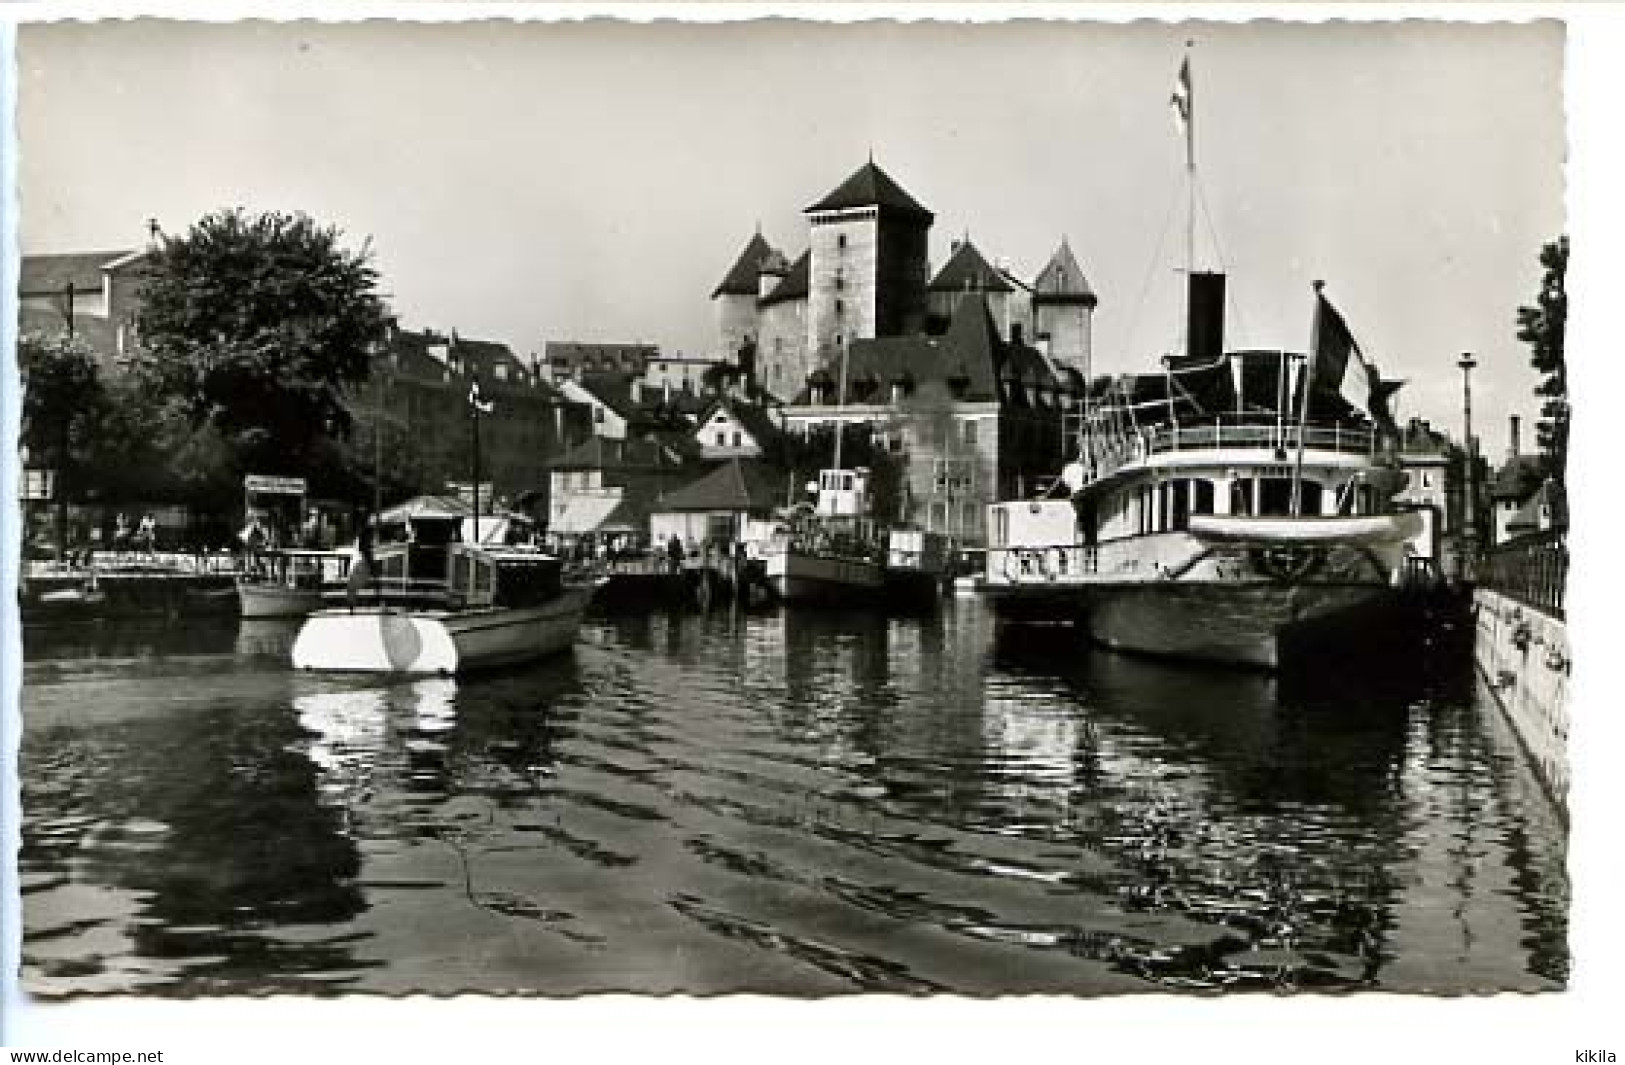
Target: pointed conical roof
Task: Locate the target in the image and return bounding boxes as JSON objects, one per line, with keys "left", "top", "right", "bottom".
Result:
{"left": 929, "top": 239, "right": 1013, "bottom": 293}
{"left": 712, "top": 232, "right": 779, "bottom": 298}
{"left": 1032, "top": 238, "right": 1097, "bottom": 306}
{"left": 760, "top": 249, "right": 810, "bottom": 307}
{"left": 805, "top": 161, "right": 933, "bottom": 221}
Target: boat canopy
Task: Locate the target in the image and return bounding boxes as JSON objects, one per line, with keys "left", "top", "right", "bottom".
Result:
{"left": 376, "top": 494, "right": 534, "bottom": 546}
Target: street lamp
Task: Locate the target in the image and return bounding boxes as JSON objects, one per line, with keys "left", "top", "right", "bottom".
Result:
{"left": 1458, "top": 351, "right": 1478, "bottom": 561}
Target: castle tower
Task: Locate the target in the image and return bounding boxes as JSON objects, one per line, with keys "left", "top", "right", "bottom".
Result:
{"left": 712, "top": 231, "right": 778, "bottom": 360}
{"left": 803, "top": 160, "right": 934, "bottom": 372}
{"left": 1031, "top": 237, "right": 1098, "bottom": 378}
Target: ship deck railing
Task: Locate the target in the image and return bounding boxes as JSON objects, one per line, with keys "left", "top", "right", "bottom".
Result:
{"left": 1084, "top": 416, "right": 1377, "bottom": 481}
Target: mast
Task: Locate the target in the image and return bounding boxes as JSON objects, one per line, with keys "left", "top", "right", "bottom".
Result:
{"left": 831, "top": 341, "right": 850, "bottom": 472}
{"left": 1175, "top": 42, "right": 1196, "bottom": 357}
{"left": 1289, "top": 282, "right": 1325, "bottom": 517}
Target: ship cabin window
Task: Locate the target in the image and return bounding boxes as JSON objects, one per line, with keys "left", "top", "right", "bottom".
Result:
{"left": 1237, "top": 476, "right": 1325, "bottom": 517}
{"left": 1191, "top": 480, "right": 1215, "bottom": 517}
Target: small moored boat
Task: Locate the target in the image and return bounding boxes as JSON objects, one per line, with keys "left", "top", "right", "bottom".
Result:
{"left": 292, "top": 515, "right": 598, "bottom": 675}
{"left": 237, "top": 549, "right": 352, "bottom": 618}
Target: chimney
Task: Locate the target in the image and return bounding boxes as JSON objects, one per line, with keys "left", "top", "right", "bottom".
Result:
{"left": 1509, "top": 415, "right": 1521, "bottom": 459}
{"left": 1187, "top": 272, "right": 1226, "bottom": 363}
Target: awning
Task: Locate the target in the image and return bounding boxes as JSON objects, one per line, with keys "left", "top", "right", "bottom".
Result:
{"left": 550, "top": 494, "right": 625, "bottom": 535}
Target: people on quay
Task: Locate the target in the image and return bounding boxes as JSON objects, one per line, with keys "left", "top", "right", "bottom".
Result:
{"left": 136, "top": 513, "right": 157, "bottom": 558}
{"left": 346, "top": 518, "right": 376, "bottom": 612}
{"left": 666, "top": 534, "right": 685, "bottom": 574}
{"left": 113, "top": 513, "right": 131, "bottom": 556}
{"left": 241, "top": 518, "right": 268, "bottom": 575}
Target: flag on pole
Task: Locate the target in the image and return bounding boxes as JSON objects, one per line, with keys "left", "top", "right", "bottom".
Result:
{"left": 1170, "top": 56, "right": 1193, "bottom": 165}
{"left": 468, "top": 380, "right": 494, "bottom": 414}
{"left": 1312, "top": 289, "right": 1374, "bottom": 417}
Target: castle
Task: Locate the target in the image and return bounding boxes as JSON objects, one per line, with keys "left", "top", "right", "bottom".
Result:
{"left": 712, "top": 160, "right": 1097, "bottom": 404}
{"left": 710, "top": 160, "right": 1099, "bottom": 542}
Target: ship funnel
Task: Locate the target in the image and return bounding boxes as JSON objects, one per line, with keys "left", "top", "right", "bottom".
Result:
{"left": 1187, "top": 271, "right": 1226, "bottom": 362}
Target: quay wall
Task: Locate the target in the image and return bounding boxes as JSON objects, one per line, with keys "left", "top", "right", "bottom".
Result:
{"left": 1472, "top": 587, "right": 1569, "bottom": 811}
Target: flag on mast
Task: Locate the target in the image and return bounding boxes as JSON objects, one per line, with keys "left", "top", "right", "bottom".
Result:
{"left": 1170, "top": 56, "right": 1193, "bottom": 165}
{"left": 1312, "top": 288, "right": 1374, "bottom": 418}
{"left": 468, "top": 380, "right": 494, "bottom": 414}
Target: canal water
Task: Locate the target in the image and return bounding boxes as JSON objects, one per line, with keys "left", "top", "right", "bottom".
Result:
{"left": 17, "top": 601, "right": 1568, "bottom": 997}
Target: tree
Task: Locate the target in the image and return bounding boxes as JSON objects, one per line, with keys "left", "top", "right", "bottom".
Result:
{"left": 18, "top": 332, "right": 107, "bottom": 557}
{"left": 1517, "top": 235, "right": 1568, "bottom": 478}
{"left": 132, "top": 208, "right": 388, "bottom": 483}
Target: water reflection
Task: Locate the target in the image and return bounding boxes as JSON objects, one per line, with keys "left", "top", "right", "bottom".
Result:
{"left": 20, "top": 604, "right": 1566, "bottom": 995}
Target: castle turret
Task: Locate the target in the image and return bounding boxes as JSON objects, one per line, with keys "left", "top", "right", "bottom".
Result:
{"left": 757, "top": 248, "right": 790, "bottom": 300}
{"left": 928, "top": 236, "right": 1014, "bottom": 337}
{"left": 1031, "top": 237, "right": 1097, "bottom": 378}
{"left": 712, "top": 231, "right": 778, "bottom": 359}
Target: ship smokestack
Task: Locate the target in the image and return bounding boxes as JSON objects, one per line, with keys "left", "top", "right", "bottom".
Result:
{"left": 1187, "top": 271, "right": 1226, "bottom": 363}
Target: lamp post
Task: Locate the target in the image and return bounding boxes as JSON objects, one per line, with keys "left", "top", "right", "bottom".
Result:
{"left": 1458, "top": 351, "right": 1478, "bottom": 567}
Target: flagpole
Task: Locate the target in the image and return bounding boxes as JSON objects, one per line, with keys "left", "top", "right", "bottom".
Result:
{"left": 1290, "top": 281, "right": 1325, "bottom": 517}
{"left": 1184, "top": 41, "right": 1195, "bottom": 330}
{"left": 472, "top": 383, "right": 482, "bottom": 546}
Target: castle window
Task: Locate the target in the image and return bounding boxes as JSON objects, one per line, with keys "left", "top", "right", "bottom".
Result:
{"left": 837, "top": 234, "right": 848, "bottom": 250}
{"left": 835, "top": 299, "right": 844, "bottom": 315}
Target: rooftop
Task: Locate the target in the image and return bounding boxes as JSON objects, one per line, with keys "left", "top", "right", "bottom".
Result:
{"left": 805, "top": 160, "right": 933, "bottom": 221}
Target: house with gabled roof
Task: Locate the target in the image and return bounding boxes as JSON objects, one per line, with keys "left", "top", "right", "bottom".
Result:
{"left": 649, "top": 458, "right": 782, "bottom": 549}
{"left": 18, "top": 244, "right": 156, "bottom": 367}
{"left": 691, "top": 394, "right": 782, "bottom": 460}
{"left": 545, "top": 434, "right": 694, "bottom": 537}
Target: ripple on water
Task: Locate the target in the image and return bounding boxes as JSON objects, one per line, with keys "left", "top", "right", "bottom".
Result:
{"left": 17, "top": 607, "right": 1569, "bottom": 995}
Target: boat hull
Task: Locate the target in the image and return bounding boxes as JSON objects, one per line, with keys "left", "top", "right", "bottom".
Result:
{"left": 882, "top": 567, "right": 944, "bottom": 609}
{"left": 1085, "top": 580, "right": 1397, "bottom": 670}
{"left": 764, "top": 551, "right": 884, "bottom": 604}
{"left": 237, "top": 579, "right": 325, "bottom": 619}
{"left": 291, "top": 584, "right": 596, "bottom": 675}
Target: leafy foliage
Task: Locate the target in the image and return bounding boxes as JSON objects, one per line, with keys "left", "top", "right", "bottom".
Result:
{"left": 1516, "top": 235, "right": 1568, "bottom": 477}
{"left": 132, "top": 208, "right": 388, "bottom": 476}
{"left": 18, "top": 332, "right": 107, "bottom": 497}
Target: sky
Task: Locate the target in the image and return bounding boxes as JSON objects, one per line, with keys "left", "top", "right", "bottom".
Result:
{"left": 16, "top": 17, "right": 1564, "bottom": 454}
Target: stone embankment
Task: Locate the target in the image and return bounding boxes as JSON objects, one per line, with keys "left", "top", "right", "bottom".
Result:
{"left": 1472, "top": 586, "right": 1569, "bottom": 812}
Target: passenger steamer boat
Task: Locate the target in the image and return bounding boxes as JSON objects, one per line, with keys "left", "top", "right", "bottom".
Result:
{"left": 756, "top": 468, "right": 887, "bottom": 603}
{"left": 751, "top": 467, "right": 951, "bottom": 607}
{"left": 984, "top": 52, "right": 1435, "bottom": 670}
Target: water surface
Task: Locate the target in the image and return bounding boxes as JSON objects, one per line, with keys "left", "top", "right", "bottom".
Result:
{"left": 19, "top": 604, "right": 1568, "bottom": 995}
